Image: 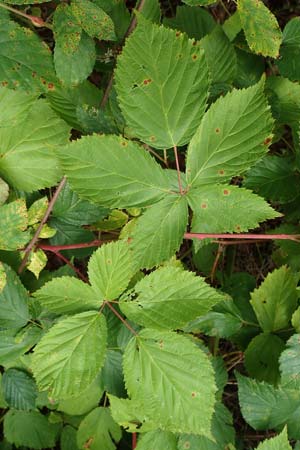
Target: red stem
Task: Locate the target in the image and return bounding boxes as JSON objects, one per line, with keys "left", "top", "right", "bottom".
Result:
{"left": 105, "top": 302, "right": 137, "bottom": 336}
{"left": 52, "top": 251, "right": 88, "bottom": 283}
{"left": 132, "top": 433, "right": 137, "bottom": 449}
{"left": 38, "top": 240, "right": 105, "bottom": 252}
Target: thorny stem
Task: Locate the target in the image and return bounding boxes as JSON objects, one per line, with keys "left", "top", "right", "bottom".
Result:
{"left": 18, "top": 177, "right": 67, "bottom": 274}
{"left": 184, "top": 232, "right": 300, "bottom": 242}
{"left": 173, "top": 145, "right": 184, "bottom": 195}
{"left": 99, "top": 0, "right": 147, "bottom": 108}
{"left": 105, "top": 301, "right": 137, "bottom": 336}
{"left": 0, "top": 2, "right": 52, "bottom": 29}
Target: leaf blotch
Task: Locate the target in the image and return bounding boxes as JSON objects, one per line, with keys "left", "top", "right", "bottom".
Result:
{"left": 143, "top": 78, "right": 152, "bottom": 86}
{"left": 201, "top": 203, "right": 207, "bottom": 209}
{"left": 218, "top": 169, "right": 225, "bottom": 176}
{"left": 223, "top": 189, "right": 230, "bottom": 196}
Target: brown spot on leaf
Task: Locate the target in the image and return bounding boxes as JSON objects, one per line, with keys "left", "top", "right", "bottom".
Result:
{"left": 192, "top": 54, "right": 198, "bottom": 60}
{"left": 121, "top": 141, "right": 128, "bottom": 147}
{"left": 223, "top": 189, "right": 230, "bottom": 195}
{"left": 1, "top": 81, "right": 8, "bottom": 87}
{"left": 218, "top": 169, "right": 225, "bottom": 176}
{"left": 176, "top": 31, "right": 181, "bottom": 37}
{"left": 201, "top": 203, "right": 207, "bottom": 209}
{"left": 143, "top": 78, "right": 152, "bottom": 85}
{"left": 32, "top": 71, "right": 37, "bottom": 78}
{"left": 264, "top": 137, "right": 272, "bottom": 145}
{"left": 47, "top": 82, "right": 55, "bottom": 91}
{"left": 235, "top": 225, "right": 241, "bottom": 231}
{"left": 150, "top": 136, "right": 156, "bottom": 142}
{"left": 184, "top": 441, "right": 191, "bottom": 449}
{"left": 215, "top": 128, "right": 220, "bottom": 133}
{"left": 191, "top": 392, "right": 197, "bottom": 398}
{"left": 84, "top": 438, "right": 94, "bottom": 449}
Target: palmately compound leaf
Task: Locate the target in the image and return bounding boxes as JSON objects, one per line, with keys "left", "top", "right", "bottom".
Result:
{"left": 58, "top": 134, "right": 172, "bottom": 208}
{"left": 280, "top": 334, "right": 300, "bottom": 389}
{"left": 188, "top": 184, "right": 280, "bottom": 233}
{"left": 0, "top": 19, "right": 56, "bottom": 92}
{"left": 119, "top": 266, "right": 226, "bottom": 329}
{"left": 130, "top": 195, "right": 188, "bottom": 269}
{"left": 0, "top": 263, "right": 29, "bottom": 330}
{"left": 278, "top": 18, "right": 300, "bottom": 81}
{"left": 2, "top": 369, "right": 37, "bottom": 411}
{"left": 0, "top": 89, "right": 70, "bottom": 192}
{"left": 237, "top": 0, "right": 282, "bottom": 58}
{"left": 77, "top": 407, "right": 122, "bottom": 450}
{"left": 136, "top": 430, "right": 177, "bottom": 450}
{"left": 0, "top": 200, "right": 30, "bottom": 251}
{"left": 123, "top": 328, "right": 216, "bottom": 435}
{"left": 33, "top": 277, "right": 100, "bottom": 315}
{"left": 88, "top": 240, "right": 133, "bottom": 301}
{"left": 4, "top": 410, "right": 61, "bottom": 450}
{"left": 32, "top": 311, "right": 107, "bottom": 399}
{"left": 115, "top": 16, "right": 210, "bottom": 148}
{"left": 256, "top": 428, "right": 291, "bottom": 450}
{"left": 186, "top": 78, "right": 274, "bottom": 188}
{"left": 250, "top": 266, "right": 298, "bottom": 332}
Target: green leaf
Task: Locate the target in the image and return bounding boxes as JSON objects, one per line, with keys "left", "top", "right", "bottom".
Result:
{"left": 0, "top": 178, "right": 9, "bottom": 206}
{"left": 101, "top": 350, "right": 125, "bottom": 397}
{"left": 58, "top": 373, "right": 104, "bottom": 415}
{"left": 0, "top": 200, "right": 30, "bottom": 251}
{"left": 244, "top": 333, "right": 285, "bottom": 385}
{"left": 58, "top": 135, "right": 173, "bottom": 208}
{"left": 88, "top": 240, "right": 133, "bottom": 301}
{"left": 61, "top": 426, "right": 79, "bottom": 450}
{"left": 279, "top": 334, "right": 300, "bottom": 389}
{"left": 53, "top": 4, "right": 82, "bottom": 55}
{"left": 266, "top": 76, "right": 300, "bottom": 125}
{"left": 120, "top": 266, "right": 225, "bottom": 329}
{"left": 109, "top": 395, "right": 156, "bottom": 433}
{"left": 2, "top": 369, "right": 37, "bottom": 411}
{"left": 0, "top": 263, "right": 29, "bottom": 330}
{"left": 115, "top": 16, "right": 210, "bottom": 148}
{"left": 123, "top": 328, "right": 216, "bottom": 435}
{"left": 250, "top": 266, "right": 298, "bottom": 332}
{"left": 237, "top": 373, "right": 295, "bottom": 429}
{"left": 136, "top": 430, "right": 177, "bottom": 450}
{"left": 0, "top": 19, "right": 56, "bottom": 92}
{"left": 256, "top": 428, "right": 291, "bottom": 450}
{"left": 237, "top": 0, "right": 282, "bottom": 58}
{"left": 201, "top": 26, "right": 237, "bottom": 84}
{"left": 185, "top": 310, "right": 243, "bottom": 338}
{"left": 70, "top": 0, "right": 116, "bottom": 40}
{"left": 177, "top": 403, "right": 235, "bottom": 450}
{"left": 32, "top": 311, "right": 107, "bottom": 399}
{"left": 278, "top": 18, "right": 300, "bottom": 81}
{"left": 33, "top": 277, "right": 100, "bottom": 315}
{"left": 244, "top": 156, "right": 300, "bottom": 203}
{"left": 4, "top": 410, "right": 60, "bottom": 449}
{"left": 140, "top": 0, "right": 161, "bottom": 23}
{"left": 235, "top": 48, "right": 265, "bottom": 88}
{"left": 77, "top": 407, "right": 122, "bottom": 450}
{"left": 182, "top": 0, "right": 216, "bottom": 5}
{"left": 130, "top": 195, "right": 188, "bottom": 269}
{"left": 0, "top": 326, "right": 42, "bottom": 366}
{"left": 188, "top": 184, "right": 279, "bottom": 233}
{"left": 46, "top": 80, "right": 102, "bottom": 130}
{"left": 54, "top": 32, "right": 96, "bottom": 86}
{"left": 163, "top": 5, "right": 215, "bottom": 40}
{"left": 186, "top": 78, "right": 274, "bottom": 187}
{"left": 0, "top": 91, "right": 70, "bottom": 192}
{"left": 4, "top": 0, "right": 52, "bottom": 3}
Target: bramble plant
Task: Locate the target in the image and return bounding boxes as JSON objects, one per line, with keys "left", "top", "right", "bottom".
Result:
{"left": 1, "top": 0, "right": 300, "bottom": 449}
